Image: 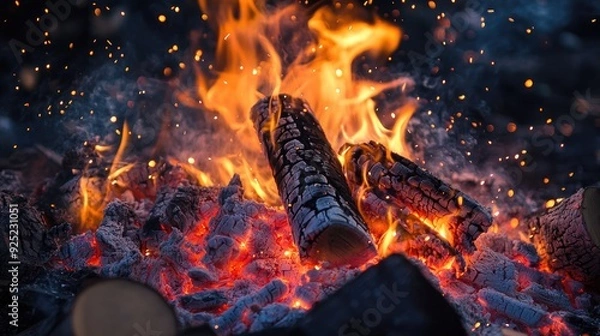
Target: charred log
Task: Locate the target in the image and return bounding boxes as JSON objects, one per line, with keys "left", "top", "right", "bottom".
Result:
{"left": 339, "top": 141, "right": 493, "bottom": 253}
{"left": 525, "top": 186, "right": 600, "bottom": 287}
{"left": 251, "top": 95, "right": 376, "bottom": 266}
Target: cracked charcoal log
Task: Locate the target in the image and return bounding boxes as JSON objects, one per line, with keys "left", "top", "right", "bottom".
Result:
{"left": 179, "top": 289, "right": 228, "bottom": 312}
{"left": 299, "top": 253, "right": 466, "bottom": 336}
{"left": 251, "top": 95, "right": 376, "bottom": 266}
{"left": 340, "top": 141, "right": 493, "bottom": 253}
{"left": 521, "top": 283, "right": 572, "bottom": 311}
{"left": 461, "top": 249, "right": 518, "bottom": 295}
{"left": 525, "top": 186, "right": 600, "bottom": 287}
{"left": 477, "top": 288, "right": 547, "bottom": 327}
{"left": 72, "top": 279, "right": 178, "bottom": 336}
{"left": 210, "top": 279, "right": 288, "bottom": 335}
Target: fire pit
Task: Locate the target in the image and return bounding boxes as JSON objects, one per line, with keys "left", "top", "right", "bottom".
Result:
{"left": 1, "top": 0, "right": 599, "bottom": 335}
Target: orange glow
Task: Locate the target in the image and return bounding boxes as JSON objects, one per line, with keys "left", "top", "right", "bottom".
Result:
{"left": 193, "top": 0, "right": 417, "bottom": 203}
{"left": 75, "top": 123, "right": 133, "bottom": 231}
{"left": 378, "top": 209, "right": 400, "bottom": 257}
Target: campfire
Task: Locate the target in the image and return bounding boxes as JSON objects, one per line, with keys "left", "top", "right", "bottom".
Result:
{"left": 1, "top": 1, "right": 599, "bottom": 336}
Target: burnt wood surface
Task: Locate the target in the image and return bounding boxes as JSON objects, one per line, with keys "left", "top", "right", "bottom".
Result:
{"left": 251, "top": 95, "right": 376, "bottom": 266}
{"left": 525, "top": 186, "right": 600, "bottom": 287}
{"left": 340, "top": 141, "right": 493, "bottom": 253}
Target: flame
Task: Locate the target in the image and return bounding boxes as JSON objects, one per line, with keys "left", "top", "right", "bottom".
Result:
{"left": 378, "top": 209, "right": 400, "bottom": 257}
{"left": 75, "top": 123, "right": 133, "bottom": 231}
{"left": 194, "top": 0, "right": 417, "bottom": 203}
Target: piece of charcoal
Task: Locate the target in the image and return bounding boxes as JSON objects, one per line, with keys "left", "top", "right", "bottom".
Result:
{"left": 461, "top": 249, "right": 518, "bottom": 295}
{"left": 209, "top": 279, "right": 288, "bottom": 335}
{"left": 188, "top": 267, "right": 218, "bottom": 287}
{"left": 145, "top": 185, "right": 203, "bottom": 234}
{"left": 179, "top": 289, "right": 229, "bottom": 312}
{"left": 95, "top": 200, "right": 140, "bottom": 264}
{"left": 477, "top": 288, "right": 547, "bottom": 327}
{"left": 248, "top": 303, "right": 291, "bottom": 332}
{"left": 522, "top": 282, "right": 573, "bottom": 311}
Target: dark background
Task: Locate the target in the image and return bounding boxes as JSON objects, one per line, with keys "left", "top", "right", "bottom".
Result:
{"left": 0, "top": 0, "right": 599, "bottom": 200}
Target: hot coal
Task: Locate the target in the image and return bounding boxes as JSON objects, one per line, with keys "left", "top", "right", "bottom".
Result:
{"left": 7, "top": 152, "right": 600, "bottom": 336}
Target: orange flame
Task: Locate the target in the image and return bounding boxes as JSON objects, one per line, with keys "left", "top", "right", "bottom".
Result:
{"left": 194, "top": 0, "right": 417, "bottom": 203}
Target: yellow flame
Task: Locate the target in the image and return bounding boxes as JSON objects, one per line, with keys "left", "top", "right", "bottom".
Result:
{"left": 194, "top": 0, "right": 417, "bottom": 203}
{"left": 76, "top": 122, "right": 133, "bottom": 231}
{"left": 378, "top": 209, "right": 400, "bottom": 257}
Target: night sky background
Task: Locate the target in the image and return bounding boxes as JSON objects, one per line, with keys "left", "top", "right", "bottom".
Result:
{"left": 1, "top": 0, "right": 599, "bottom": 204}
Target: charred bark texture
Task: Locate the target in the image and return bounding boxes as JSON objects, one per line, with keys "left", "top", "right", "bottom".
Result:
{"left": 340, "top": 141, "right": 492, "bottom": 253}
{"left": 251, "top": 95, "right": 376, "bottom": 266}
{"left": 525, "top": 186, "right": 600, "bottom": 287}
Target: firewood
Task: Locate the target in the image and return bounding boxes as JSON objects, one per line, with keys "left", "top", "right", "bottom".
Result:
{"left": 340, "top": 141, "right": 493, "bottom": 254}
{"left": 251, "top": 95, "right": 376, "bottom": 266}
{"left": 525, "top": 186, "right": 600, "bottom": 287}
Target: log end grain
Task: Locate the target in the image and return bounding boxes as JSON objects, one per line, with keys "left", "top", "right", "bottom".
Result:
{"left": 310, "top": 222, "right": 377, "bottom": 266}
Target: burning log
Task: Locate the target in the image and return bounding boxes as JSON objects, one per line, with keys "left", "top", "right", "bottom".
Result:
{"left": 339, "top": 141, "right": 493, "bottom": 253}
{"left": 525, "top": 186, "right": 600, "bottom": 287}
{"left": 251, "top": 95, "right": 376, "bottom": 266}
